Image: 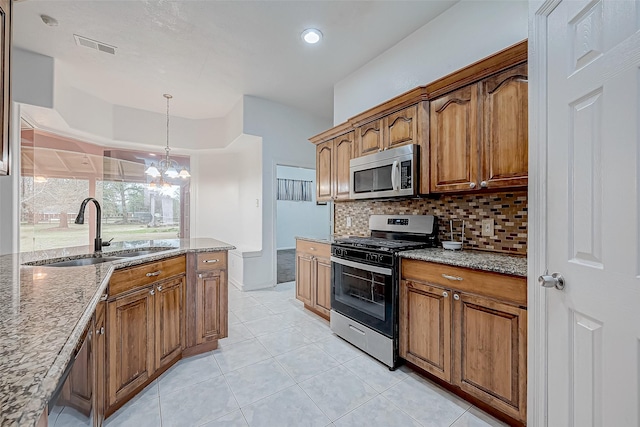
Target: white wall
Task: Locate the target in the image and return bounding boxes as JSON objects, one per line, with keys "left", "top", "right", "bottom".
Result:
{"left": 333, "top": 0, "right": 529, "bottom": 124}
{"left": 242, "top": 96, "right": 331, "bottom": 290}
{"left": 276, "top": 165, "right": 329, "bottom": 250}
{"left": 192, "top": 134, "right": 262, "bottom": 249}
{"left": 12, "top": 48, "right": 54, "bottom": 108}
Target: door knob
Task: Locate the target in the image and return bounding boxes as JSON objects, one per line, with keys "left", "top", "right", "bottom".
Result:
{"left": 538, "top": 272, "right": 565, "bottom": 290}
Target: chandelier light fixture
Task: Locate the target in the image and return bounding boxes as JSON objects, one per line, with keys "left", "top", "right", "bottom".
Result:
{"left": 145, "top": 94, "right": 191, "bottom": 182}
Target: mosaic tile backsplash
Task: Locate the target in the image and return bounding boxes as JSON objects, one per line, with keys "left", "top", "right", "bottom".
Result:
{"left": 334, "top": 191, "right": 527, "bottom": 255}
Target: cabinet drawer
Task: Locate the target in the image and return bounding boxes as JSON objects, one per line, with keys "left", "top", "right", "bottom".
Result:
{"left": 296, "top": 240, "right": 330, "bottom": 258}
{"left": 196, "top": 251, "right": 227, "bottom": 271}
{"left": 401, "top": 259, "right": 526, "bottom": 307}
{"left": 109, "top": 255, "right": 186, "bottom": 297}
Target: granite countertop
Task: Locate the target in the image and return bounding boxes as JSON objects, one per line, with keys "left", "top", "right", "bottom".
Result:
{"left": 399, "top": 248, "right": 527, "bottom": 277}
{"left": 295, "top": 236, "right": 334, "bottom": 245}
{"left": 0, "top": 238, "right": 234, "bottom": 427}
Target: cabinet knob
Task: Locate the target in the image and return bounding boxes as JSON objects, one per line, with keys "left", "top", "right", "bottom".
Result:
{"left": 453, "top": 294, "right": 460, "bottom": 301}
{"left": 100, "top": 293, "right": 108, "bottom": 301}
{"left": 199, "top": 273, "right": 203, "bottom": 279}
{"left": 442, "top": 291, "right": 448, "bottom": 298}
{"left": 150, "top": 289, "right": 155, "bottom": 296}
{"left": 157, "top": 285, "right": 163, "bottom": 292}
{"left": 96, "top": 326, "right": 104, "bottom": 335}
{"left": 480, "top": 181, "right": 488, "bottom": 188}
{"left": 469, "top": 182, "right": 476, "bottom": 189}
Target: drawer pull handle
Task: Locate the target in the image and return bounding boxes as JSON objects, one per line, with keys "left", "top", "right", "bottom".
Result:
{"left": 309, "top": 247, "right": 316, "bottom": 251}
{"left": 146, "top": 270, "right": 162, "bottom": 277}
{"left": 442, "top": 274, "right": 463, "bottom": 281}
{"left": 349, "top": 325, "right": 365, "bottom": 335}
{"left": 203, "top": 259, "right": 219, "bottom": 263}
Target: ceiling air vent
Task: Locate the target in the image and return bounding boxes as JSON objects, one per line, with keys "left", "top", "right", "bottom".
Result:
{"left": 73, "top": 34, "right": 116, "bottom": 55}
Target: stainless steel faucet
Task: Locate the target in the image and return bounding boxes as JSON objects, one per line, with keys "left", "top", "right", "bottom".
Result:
{"left": 75, "top": 197, "right": 111, "bottom": 252}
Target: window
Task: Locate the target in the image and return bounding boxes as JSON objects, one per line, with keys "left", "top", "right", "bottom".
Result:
{"left": 19, "top": 125, "right": 190, "bottom": 252}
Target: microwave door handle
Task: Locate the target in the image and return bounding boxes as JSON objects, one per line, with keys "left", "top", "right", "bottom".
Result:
{"left": 391, "top": 160, "right": 399, "bottom": 191}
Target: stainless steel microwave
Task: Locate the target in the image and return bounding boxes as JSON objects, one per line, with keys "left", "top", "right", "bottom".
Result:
{"left": 349, "top": 144, "right": 418, "bottom": 200}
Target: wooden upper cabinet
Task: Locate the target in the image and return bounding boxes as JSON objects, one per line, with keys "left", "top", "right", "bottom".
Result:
{"left": 480, "top": 63, "right": 528, "bottom": 189}
{"left": 384, "top": 105, "right": 418, "bottom": 149}
{"left": 453, "top": 292, "right": 527, "bottom": 422}
{"left": 316, "top": 141, "right": 333, "bottom": 202}
{"left": 332, "top": 132, "right": 354, "bottom": 200}
{"left": 0, "top": 0, "right": 10, "bottom": 176}
{"left": 357, "top": 119, "right": 383, "bottom": 157}
{"left": 430, "top": 85, "right": 479, "bottom": 193}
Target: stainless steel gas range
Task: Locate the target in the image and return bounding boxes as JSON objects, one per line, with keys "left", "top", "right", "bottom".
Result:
{"left": 330, "top": 214, "right": 437, "bottom": 369}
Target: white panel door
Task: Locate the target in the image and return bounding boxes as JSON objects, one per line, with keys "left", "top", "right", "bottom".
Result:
{"left": 543, "top": 0, "right": 640, "bottom": 425}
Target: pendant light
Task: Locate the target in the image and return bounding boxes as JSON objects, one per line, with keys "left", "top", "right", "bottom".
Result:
{"left": 145, "top": 93, "right": 191, "bottom": 181}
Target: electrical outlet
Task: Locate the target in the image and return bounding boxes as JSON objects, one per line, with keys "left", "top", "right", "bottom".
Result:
{"left": 346, "top": 216, "right": 352, "bottom": 227}
{"left": 482, "top": 219, "right": 494, "bottom": 237}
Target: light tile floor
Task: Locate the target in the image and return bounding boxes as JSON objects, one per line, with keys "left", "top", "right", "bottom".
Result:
{"left": 81, "top": 282, "right": 509, "bottom": 427}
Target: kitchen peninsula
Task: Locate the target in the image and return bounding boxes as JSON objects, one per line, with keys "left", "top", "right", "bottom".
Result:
{"left": 0, "top": 238, "right": 234, "bottom": 427}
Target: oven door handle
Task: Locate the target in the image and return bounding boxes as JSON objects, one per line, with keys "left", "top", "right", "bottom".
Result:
{"left": 330, "top": 256, "right": 393, "bottom": 276}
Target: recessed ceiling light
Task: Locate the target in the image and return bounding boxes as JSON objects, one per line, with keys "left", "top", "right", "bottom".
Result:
{"left": 40, "top": 14, "right": 58, "bottom": 27}
{"left": 301, "top": 28, "right": 322, "bottom": 44}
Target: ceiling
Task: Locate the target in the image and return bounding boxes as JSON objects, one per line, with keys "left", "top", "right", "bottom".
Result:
{"left": 13, "top": 1, "right": 458, "bottom": 121}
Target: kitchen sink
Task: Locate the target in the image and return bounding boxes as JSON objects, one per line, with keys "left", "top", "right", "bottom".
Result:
{"left": 38, "top": 256, "right": 124, "bottom": 267}
{"left": 114, "top": 249, "right": 166, "bottom": 257}
{"left": 111, "top": 247, "right": 171, "bottom": 257}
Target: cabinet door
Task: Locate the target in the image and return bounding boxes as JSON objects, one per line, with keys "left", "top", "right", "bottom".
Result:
{"left": 430, "top": 85, "right": 479, "bottom": 193}
{"left": 296, "top": 253, "right": 313, "bottom": 306}
{"left": 155, "top": 276, "right": 185, "bottom": 369}
{"left": 333, "top": 132, "right": 354, "bottom": 200}
{"left": 313, "top": 256, "right": 332, "bottom": 317}
{"left": 61, "top": 325, "right": 92, "bottom": 416}
{"left": 399, "top": 280, "right": 451, "bottom": 382}
{"left": 453, "top": 292, "right": 527, "bottom": 422}
{"left": 316, "top": 141, "right": 333, "bottom": 202}
{"left": 480, "top": 63, "right": 528, "bottom": 189}
{"left": 94, "top": 302, "right": 106, "bottom": 427}
{"left": 357, "top": 119, "right": 383, "bottom": 157}
{"left": 384, "top": 105, "right": 418, "bottom": 149}
{"left": 195, "top": 270, "right": 228, "bottom": 344}
{"left": 107, "top": 287, "right": 155, "bottom": 408}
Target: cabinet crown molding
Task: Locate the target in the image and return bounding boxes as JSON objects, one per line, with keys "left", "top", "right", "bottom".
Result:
{"left": 309, "top": 39, "right": 527, "bottom": 146}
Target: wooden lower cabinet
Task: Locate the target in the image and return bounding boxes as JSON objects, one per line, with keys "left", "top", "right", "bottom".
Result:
{"left": 453, "top": 292, "right": 527, "bottom": 422}
{"left": 94, "top": 301, "right": 106, "bottom": 427}
{"left": 313, "top": 256, "right": 331, "bottom": 317}
{"left": 400, "top": 259, "right": 527, "bottom": 423}
{"left": 295, "top": 240, "right": 331, "bottom": 320}
{"left": 107, "top": 286, "right": 155, "bottom": 408}
{"left": 295, "top": 252, "right": 313, "bottom": 306}
{"left": 399, "top": 280, "right": 451, "bottom": 382}
{"left": 195, "top": 269, "right": 228, "bottom": 345}
{"left": 155, "top": 276, "right": 185, "bottom": 370}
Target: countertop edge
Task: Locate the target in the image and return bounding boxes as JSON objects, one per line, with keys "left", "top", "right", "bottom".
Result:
{"left": 295, "top": 236, "right": 332, "bottom": 245}
{"left": 398, "top": 249, "right": 527, "bottom": 278}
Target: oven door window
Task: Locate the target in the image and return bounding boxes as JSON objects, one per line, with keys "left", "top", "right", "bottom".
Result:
{"left": 332, "top": 261, "right": 393, "bottom": 337}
